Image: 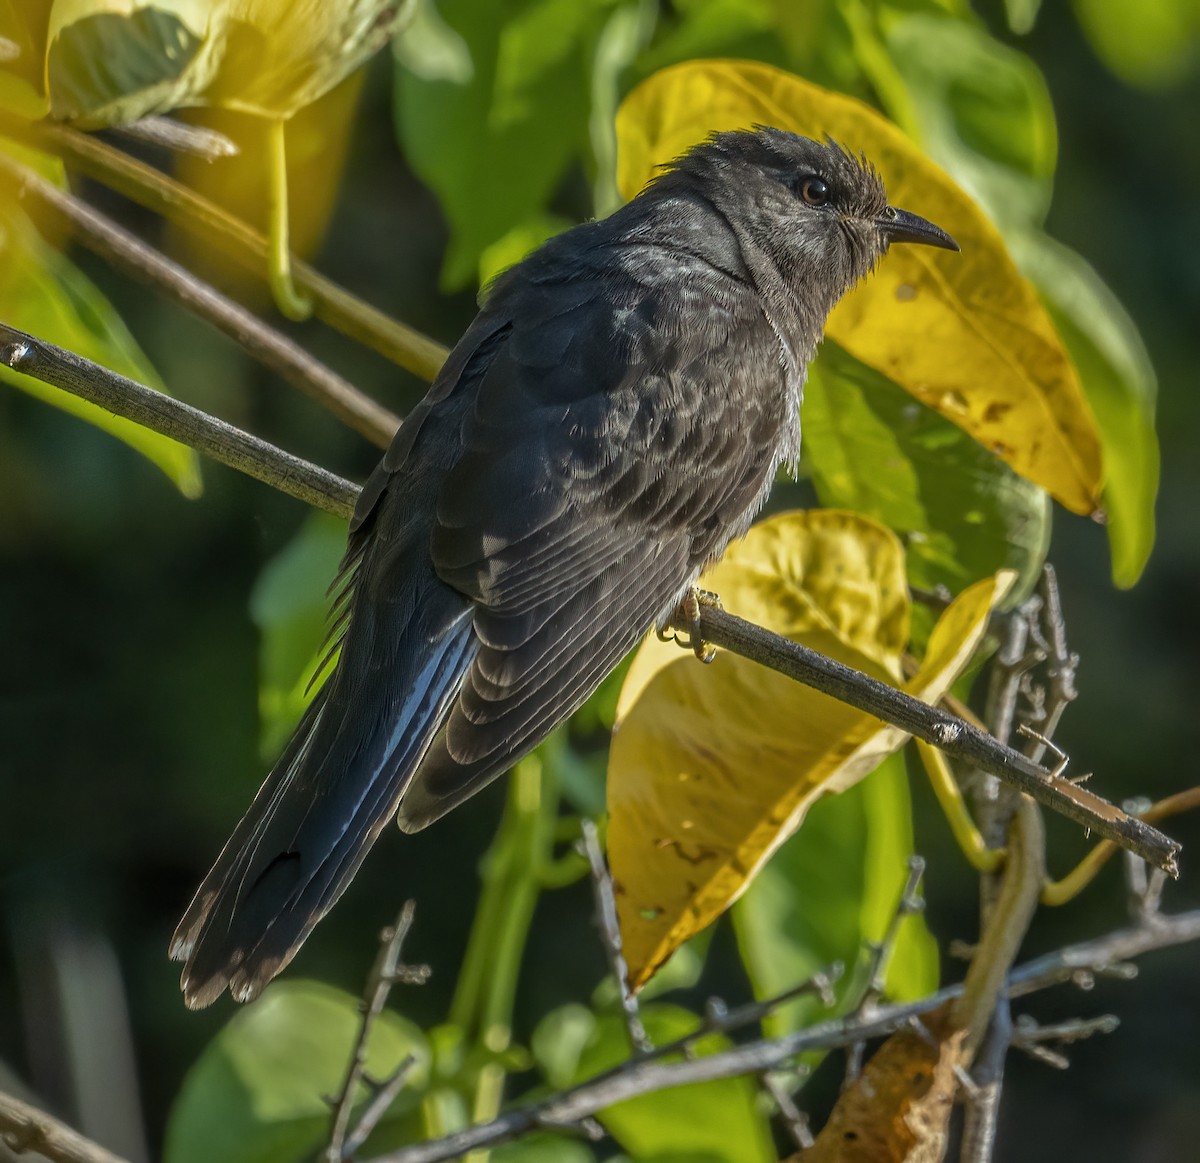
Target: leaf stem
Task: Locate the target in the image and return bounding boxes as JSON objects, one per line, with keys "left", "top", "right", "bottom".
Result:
{"left": 265, "top": 117, "right": 314, "bottom": 321}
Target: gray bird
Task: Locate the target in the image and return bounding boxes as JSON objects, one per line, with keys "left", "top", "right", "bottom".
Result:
{"left": 171, "top": 127, "right": 958, "bottom": 1008}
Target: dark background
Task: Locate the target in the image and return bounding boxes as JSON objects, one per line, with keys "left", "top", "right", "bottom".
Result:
{"left": 2, "top": 3, "right": 1198, "bottom": 1160}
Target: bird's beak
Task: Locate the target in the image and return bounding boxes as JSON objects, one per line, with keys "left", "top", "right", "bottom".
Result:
{"left": 877, "top": 206, "right": 960, "bottom": 252}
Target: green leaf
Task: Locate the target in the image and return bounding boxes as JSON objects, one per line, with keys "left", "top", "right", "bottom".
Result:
{"left": 1071, "top": 0, "right": 1200, "bottom": 89}
{"left": 164, "top": 980, "right": 430, "bottom": 1163}
{"left": 804, "top": 342, "right": 1050, "bottom": 600}
{"left": 884, "top": 13, "right": 1057, "bottom": 230}
{"left": 1013, "top": 233, "right": 1159, "bottom": 587}
{"left": 394, "top": 0, "right": 619, "bottom": 289}
{"left": 249, "top": 511, "right": 347, "bottom": 759}
{"left": 567, "top": 1004, "right": 775, "bottom": 1163}
{"left": 732, "top": 752, "right": 937, "bottom": 1039}
{"left": 0, "top": 205, "right": 201, "bottom": 495}
{"left": 531, "top": 1003, "right": 597, "bottom": 1089}
{"left": 479, "top": 212, "right": 573, "bottom": 287}
{"left": 494, "top": 1136, "right": 595, "bottom": 1163}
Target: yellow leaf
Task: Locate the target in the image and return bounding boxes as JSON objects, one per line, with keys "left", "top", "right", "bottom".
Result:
{"left": 608, "top": 510, "right": 1013, "bottom": 989}
{"left": 615, "top": 59, "right": 1103, "bottom": 517}
{"left": 46, "top": 0, "right": 400, "bottom": 124}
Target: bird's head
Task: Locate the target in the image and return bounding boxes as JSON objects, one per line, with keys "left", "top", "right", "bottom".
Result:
{"left": 664, "top": 127, "right": 958, "bottom": 312}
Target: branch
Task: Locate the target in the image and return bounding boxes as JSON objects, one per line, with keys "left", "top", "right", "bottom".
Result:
{"left": 0, "top": 152, "right": 401, "bottom": 447}
{"left": 0, "top": 324, "right": 358, "bottom": 517}
{"left": 2, "top": 115, "right": 450, "bottom": 381}
{"left": 0, "top": 318, "right": 1180, "bottom": 874}
{"left": 367, "top": 907, "right": 1200, "bottom": 1163}
{"left": 0, "top": 1092, "right": 130, "bottom": 1163}
{"left": 687, "top": 605, "right": 1179, "bottom": 874}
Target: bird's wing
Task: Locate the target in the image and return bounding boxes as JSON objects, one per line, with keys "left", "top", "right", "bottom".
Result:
{"left": 398, "top": 259, "right": 785, "bottom": 829}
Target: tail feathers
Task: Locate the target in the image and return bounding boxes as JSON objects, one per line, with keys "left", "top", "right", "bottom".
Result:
{"left": 170, "top": 591, "right": 475, "bottom": 1009}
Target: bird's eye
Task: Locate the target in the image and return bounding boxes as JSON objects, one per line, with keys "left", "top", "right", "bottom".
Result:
{"left": 799, "top": 177, "right": 829, "bottom": 207}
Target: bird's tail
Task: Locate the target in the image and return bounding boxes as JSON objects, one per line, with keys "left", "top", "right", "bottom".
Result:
{"left": 169, "top": 559, "right": 474, "bottom": 1009}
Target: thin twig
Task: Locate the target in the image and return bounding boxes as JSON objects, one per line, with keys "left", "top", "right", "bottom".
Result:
{"left": 1010, "top": 1013, "right": 1119, "bottom": 1070}
{"left": 580, "top": 819, "right": 651, "bottom": 1056}
{"left": 0, "top": 114, "right": 450, "bottom": 380}
{"left": 758, "top": 1072, "right": 814, "bottom": 1150}
{"left": 365, "top": 907, "right": 1200, "bottom": 1163}
{"left": 0, "top": 324, "right": 358, "bottom": 517}
{"left": 1, "top": 316, "right": 1180, "bottom": 873}
{"left": 326, "top": 901, "right": 430, "bottom": 1163}
{"left": 844, "top": 857, "right": 925, "bottom": 1084}
{"left": 0, "top": 1091, "right": 130, "bottom": 1163}
{"left": 0, "top": 152, "right": 401, "bottom": 447}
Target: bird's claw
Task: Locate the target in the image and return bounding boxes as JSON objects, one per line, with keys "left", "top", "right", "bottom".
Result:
{"left": 658, "top": 588, "right": 722, "bottom": 663}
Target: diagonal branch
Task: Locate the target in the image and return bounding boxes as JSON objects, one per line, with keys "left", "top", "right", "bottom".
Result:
{"left": 364, "top": 907, "right": 1200, "bottom": 1163}
{"left": 0, "top": 324, "right": 358, "bottom": 517}
{"left": 0, "top": 319, "right": 1180, "bottom": 874}
{"left": 0, "top": 152, "right": 402, "bottom": 447}
{"left": 0, "top": 1091, "right": 130, "bottom": 1163}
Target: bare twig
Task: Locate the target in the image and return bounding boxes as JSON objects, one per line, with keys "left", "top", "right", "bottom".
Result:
{"left": 0, "top": 1091, "right": 130, "bottom": 1163}
{"left": 326, "top": 901, "right": 430, "bottom": 1163}
{"left": 759, "top": 1071, "right": 814, "bottom": 1150}
{"left": 1010, "top": 1013, "right": 1120, "bottom": 1069}
{"left": 844, "top": 857, "right": 926, "bottom": 1084}
{"left": 1, "top": 317, "right": 1180, "bottom": 873}
{"left": 580, "top": 819, "right": 651, "bottom": 1055}
{"left": 0, "top": 324, "right": 358, "bottom": 517}
{"left": 0, "top": 152, "right": 401, "bottom": 447}
{"left": 365, "top": 906, "right": 1200, "bottom": 1163}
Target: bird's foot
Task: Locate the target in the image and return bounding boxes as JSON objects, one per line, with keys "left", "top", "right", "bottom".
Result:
{"left": 656, "top": 587, "right": 722, "bottom": 663}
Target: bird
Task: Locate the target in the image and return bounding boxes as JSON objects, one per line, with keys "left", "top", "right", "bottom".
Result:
{"left": 170, "top": 127, "right": 958, "bottom": 1008}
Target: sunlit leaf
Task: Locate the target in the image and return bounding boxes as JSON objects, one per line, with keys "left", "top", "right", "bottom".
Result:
{"left": 478, "top": 211, "right": 573, "bottom": 287}
{"left": 616, "top": 58, "right": 1104, "bottom": 517}
{"left": 1072, "top": 0, "right": 1200, "bottom": 89}
{"left": 249, "top": 511, "right": 347, "bottom": 760}
{"left": 608, "top": 510, "right": 1013, "bottom": 987}
{"left": 46, "top": 0, "right": 400, "bottom": 125}
{"left": 803, "top": 1001, "right": 964, "bottom": 1161}
{"left": 732, "top": 752, "right": 938, "bottom": 1039}
{"left": 563, "top": 1004, "right": 775, "bottom": 1163}
{"left": 0, "top": 204, "right": 201, "bottom": 495}
{"left": 804, "top": 341, "right": 1050, "bottom": 599}
{"left": 164, "top": 980, "right": 429, "bottom": 1163}
{"left": 1013, "top": 233, "right": 1158, "bottom": 587}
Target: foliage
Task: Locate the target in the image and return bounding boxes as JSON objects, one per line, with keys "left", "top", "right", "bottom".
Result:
{"left": 1, "top": 0, "right": 1188, "bottom": 1161}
